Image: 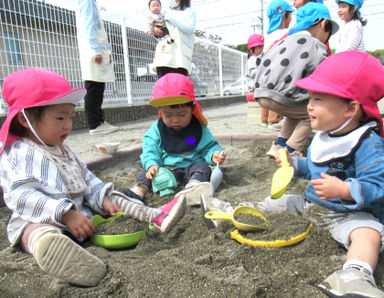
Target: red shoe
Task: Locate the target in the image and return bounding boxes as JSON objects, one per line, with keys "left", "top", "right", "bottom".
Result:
{"left": 151, "top": 195, "right": 186, "bottom": 232}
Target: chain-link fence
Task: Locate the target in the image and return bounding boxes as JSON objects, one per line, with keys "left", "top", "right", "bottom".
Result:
{"left": 0, "top": 0, "right": 247, "bottom": 113}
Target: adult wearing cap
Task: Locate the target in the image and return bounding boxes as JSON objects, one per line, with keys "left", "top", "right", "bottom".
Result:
{"left": 294, "top": 0, "right": 323, "bottom": 10}
{"left": 76, "top": 0, "right": 119, "bottom": 135}
{"left": 263, "top": 0, "right": 294, "bottom": 52}
{"left": 254, "top": 2, "right": 339, "bottom": 158}
{"left": 336, "top": 0, "right": 366, "bottom": 52}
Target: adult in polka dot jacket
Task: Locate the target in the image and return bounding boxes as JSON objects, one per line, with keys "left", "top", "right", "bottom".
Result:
{"left": 254, "top": 33, "right": 328, "bottom": 107}
{"left": 254, "top": 2, "right": 338, "bottom": 154}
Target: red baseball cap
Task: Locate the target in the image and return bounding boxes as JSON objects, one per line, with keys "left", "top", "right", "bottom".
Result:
{"left": 0, "top": 68, "right": 86, "bottom": 152}
{"left": 149, "top": 73, "right": 207, "bottom": 126}
{"left": 295, "top": 51, "right": 384, "bottom": 136}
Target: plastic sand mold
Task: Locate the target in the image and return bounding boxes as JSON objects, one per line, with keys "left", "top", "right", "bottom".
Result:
{"left": 205, "top": 206, "right": 268, "bottom": 232}
{"left": 91, "top": 212, "right": 146, "bottom": 249}
{"left": 230, "top": 223, "right": 313, "bottom": 248}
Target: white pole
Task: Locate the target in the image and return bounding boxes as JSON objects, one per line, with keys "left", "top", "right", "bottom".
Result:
{"left": 121, "top": 17, "right": 132, "bottom": 105}
{"left": 218, "top": 45, "right": 223, "bottom": 97}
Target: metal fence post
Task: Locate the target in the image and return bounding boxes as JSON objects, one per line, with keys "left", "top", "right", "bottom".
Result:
{"left": 121, "top": 17, "right": 132, "bottom": 105}
{"left": 218, "top": 44, "right": 223, "bottom": 97}
{"left": 241, "top": 53, "right": 245, "bottom": 95}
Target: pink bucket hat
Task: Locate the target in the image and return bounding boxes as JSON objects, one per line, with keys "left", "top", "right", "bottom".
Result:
{"left": 295, "top": 51, "right": 384, "bottom": 136}
{"left": 247, "top": 34, "right": 264, "bottom": 49}
{"left": 149, "top": 73, "right": 208, "bottom": 126}
{"left": 0, "top": 68, "right": 86, "bottom": 152}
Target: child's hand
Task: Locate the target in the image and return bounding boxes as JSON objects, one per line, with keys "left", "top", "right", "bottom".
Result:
{"left": 212, "top": 151, "right": 227, "bottom": 165}
{"left": 146, "top": 165, "right": 159, "bottom": 180}
{"left": 153, "top": 27, "right": 164, "bottom": 38}
{"left": 62, "top": 209, "right": 95, "bottom": 240}
{"left": 274, "top": 148, "right": 293, "bottom": 167}
{"left": 147, "top": 31, "right": 153, "bottom": 37}
{"left": 102, "top": 196, "right": 121, "bottom": 216}
{"left": 311, "top": 172, "right": 352, "bottom": 201}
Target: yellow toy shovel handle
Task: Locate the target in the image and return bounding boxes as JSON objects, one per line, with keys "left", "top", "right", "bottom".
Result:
{"left": 205, "top": 210, "right": 233, "bottom": 221}
{"left": 278, "top": 148, "right": 290, "bottom": 168}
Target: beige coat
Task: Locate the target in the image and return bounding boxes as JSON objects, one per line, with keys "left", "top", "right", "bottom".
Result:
{"left": 76, "top": 1, "right": 115, "bottom": 82}
{"left": 152, "top": 7, "right": 195, "bottom": 76}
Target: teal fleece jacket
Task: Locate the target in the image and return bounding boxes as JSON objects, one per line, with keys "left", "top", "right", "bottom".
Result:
{"left": 140, "top": 121, "right": 222, "bottom": 170}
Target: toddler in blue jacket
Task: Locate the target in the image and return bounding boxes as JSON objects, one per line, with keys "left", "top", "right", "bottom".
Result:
{"left": 204, "top": 51, "right": 384, "bottom": 297}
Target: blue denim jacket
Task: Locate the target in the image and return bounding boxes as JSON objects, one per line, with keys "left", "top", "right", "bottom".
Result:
{"left": 294, "top": 129, "right": 384, "bottom": 223}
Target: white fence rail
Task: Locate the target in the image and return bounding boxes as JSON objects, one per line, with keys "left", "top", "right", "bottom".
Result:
{"left": 0, "top": 0, "right": 247, "bottom": 112}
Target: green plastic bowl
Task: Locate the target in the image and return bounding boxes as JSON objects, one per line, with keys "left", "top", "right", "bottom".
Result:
{"left": 91, "top": 212, "right": 146, "bottom": 249}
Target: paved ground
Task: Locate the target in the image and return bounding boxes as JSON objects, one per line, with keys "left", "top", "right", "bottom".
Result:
{"left": 66, "top": 101, "right": 278, "bottom": 166}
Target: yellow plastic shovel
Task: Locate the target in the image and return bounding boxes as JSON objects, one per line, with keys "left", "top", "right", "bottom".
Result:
{"left": 270, "top": 148, "right": 294, "bottom": 199}
{"left": 205, "top": 206, "right": 268, "bottom": 232}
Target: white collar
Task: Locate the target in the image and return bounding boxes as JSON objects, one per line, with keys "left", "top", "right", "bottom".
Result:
{"left": 310, "top": 121, "right": 376, "bottom": 164}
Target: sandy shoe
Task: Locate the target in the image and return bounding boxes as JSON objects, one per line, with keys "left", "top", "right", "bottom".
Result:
{"left": 89, "top": 122, "right": 119, "bottom": 135}
{"left": 317, "top": 268, "right": 384, "bottom": 298}
{"left": 268, "top": 122, "right": 282, "bottom": 130}
{"left": 151, "top": 195, "right": 186, "bottom": 233}
{"left": 177, "top": 182, "right": 214, "bottom": 207}
{"left": 34, "top": 234, "right": 107, "bottom": 287}
{"left": 200, "top": 194, "right": 233, "bottom": 229}
{"left": 289, "top": 150, "right": 304, "bottom": 158}
{"left": 266, "top": 141, "right": 284, "bottom": 158}
{"left": 113, "top": 190, "right": 144, "bottom": 205}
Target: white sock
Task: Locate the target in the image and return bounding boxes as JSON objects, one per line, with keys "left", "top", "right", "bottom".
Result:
{"left": 343, "top": 260, "right": 374, "bottom": 277}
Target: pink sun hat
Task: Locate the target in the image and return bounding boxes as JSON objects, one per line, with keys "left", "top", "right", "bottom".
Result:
{"left": 0, "top": 68, "right": 86, "bottom": 152}
{"left": 247, "top": 34, "right": 264, "bottom": 49}
{"left": 295, "top": 51, "right": 384, "bottom": 136}
{"left": 149, "top": 73, "right": 208, "bottom": 126}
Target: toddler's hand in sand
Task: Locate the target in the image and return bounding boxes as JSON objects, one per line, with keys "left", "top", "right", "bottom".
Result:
{"left": 146, "top": 165, "right": 159, "bottom": 180}
{"left": 102, "top": 196, "right": 121, "bottom": 216}
{"left": 62, "top": 209, "right": 95, "bottom": 240}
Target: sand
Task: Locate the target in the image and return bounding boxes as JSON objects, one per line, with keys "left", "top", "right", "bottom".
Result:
{"left": 1, "top": 103, "right": 384, "bottom": 297}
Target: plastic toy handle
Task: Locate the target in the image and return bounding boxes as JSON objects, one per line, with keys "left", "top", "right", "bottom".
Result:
{"left": 278, "top": 148, "right": 290, "bottom": 168}
{"left": 217, "top": 150, "right": 224, "bottom": 165}
{"left": 205, "top": 210, "right": 232, "bottom": 221}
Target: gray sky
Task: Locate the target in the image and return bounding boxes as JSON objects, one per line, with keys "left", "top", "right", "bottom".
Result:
{"left": 47, "top": 0, "right": 384, "bottom": 51}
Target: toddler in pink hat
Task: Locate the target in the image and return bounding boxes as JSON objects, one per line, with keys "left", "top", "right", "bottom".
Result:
{"left": 205, "top": 51, "right": 384, "bottom": 297}
{"left": 273, "top": 51, "right": 384, "bottom": 297}
{"left": 0, "top": 68, "right": 186, "bottom": 286}
{"left": 120, "top": 73, "right": 226, "bottom": 207}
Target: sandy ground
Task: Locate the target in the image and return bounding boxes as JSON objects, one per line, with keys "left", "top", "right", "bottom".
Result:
{"left": 1, "top": 102, "right": 384, "bottom": 297}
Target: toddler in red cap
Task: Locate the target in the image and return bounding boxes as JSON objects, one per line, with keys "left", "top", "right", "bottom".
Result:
{"left": 120, "top": 73, "right": 226, "bottom": 207}
{"left": 264, "top": 51, "right": 384, "bottom": 297}
{"left": 0, "top": 68, "right": 186, "bottom": 287}
{"left": 204, "top": 51, "right": 384, "bottom": 297}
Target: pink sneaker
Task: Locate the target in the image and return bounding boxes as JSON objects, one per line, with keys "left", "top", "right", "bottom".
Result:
{"left": 151, "top": 195, "right": 186, "bottom": 233}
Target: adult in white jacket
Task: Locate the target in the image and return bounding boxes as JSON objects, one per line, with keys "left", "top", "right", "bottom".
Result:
{"left": 152, "top": 0, "right": 196, "bottom": 78}
{"left": 76, "top": 0, "right": 118, "bottom": 135}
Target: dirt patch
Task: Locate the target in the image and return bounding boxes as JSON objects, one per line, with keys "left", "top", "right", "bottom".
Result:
{"left": 95, "top": 215, "right": 147, "bottom": 235}
{"left": 1, "top": 139, "right": 384, "bottom": 297}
